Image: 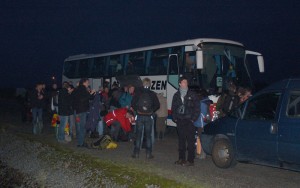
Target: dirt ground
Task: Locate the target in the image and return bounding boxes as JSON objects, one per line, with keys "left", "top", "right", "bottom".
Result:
{"left": 1, "top": 98, "right": 300, "bottom": 188}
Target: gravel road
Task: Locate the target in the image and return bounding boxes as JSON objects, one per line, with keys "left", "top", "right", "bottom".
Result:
{"left": 1, "top": 99, "right": 300, "bottom": 187}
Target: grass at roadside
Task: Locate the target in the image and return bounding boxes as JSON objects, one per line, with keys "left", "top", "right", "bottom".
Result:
{"left": 14, "top": 132, "right": 194, "bottom": 188}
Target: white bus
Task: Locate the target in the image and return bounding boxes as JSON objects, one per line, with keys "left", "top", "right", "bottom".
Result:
{"left": 63, "top": 38, "right": 264, "bottom": 126}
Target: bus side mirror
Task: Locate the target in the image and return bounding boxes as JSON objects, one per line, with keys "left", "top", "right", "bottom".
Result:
{"left": 245, "top": 50, "right": 265, "bottom": 73}
{"left": 196, "top": 50, "right": 203, "bottom": 69}
{"left": 257, "top": 56, "right": 264, "bottom": 73}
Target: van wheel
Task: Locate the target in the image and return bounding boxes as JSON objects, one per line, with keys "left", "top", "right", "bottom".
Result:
{"left": 212, "top": 139, "right": 235, "bottom": 168}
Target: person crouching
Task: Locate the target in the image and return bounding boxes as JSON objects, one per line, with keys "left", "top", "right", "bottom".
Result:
{"left": 104, "top": 108, "right": 134, "bottom": 142}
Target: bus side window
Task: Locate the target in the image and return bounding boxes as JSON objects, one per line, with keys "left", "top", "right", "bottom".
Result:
{"left": 64, "top": 60, "right": 77, "bottom": 78}
{"left": 78, "top": 59, "right": 91, "bottom": 77}
{"left": 126, "top": 60, "right": 135, "bottom": 75}
{"left": 127, "top": 52, "right": 145, "bottom": 75}
{"left": 91, "top": 57, "right": 106, "bottom": 77}
{"left": 184, "top": 52, "right": 196, "bottom": 72}
{"left": 109, "top": 55, "right": 121, "bottom": 76}
{"left": 148, "top": 49, "right": 168, "bottom": 75}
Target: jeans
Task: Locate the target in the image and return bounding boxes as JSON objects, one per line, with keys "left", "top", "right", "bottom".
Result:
{"left": 69, "top": 114, "right": 75, "bottom": 137}
{"left": 58, "top": 115, "right": 69, "bottom": 141}
{"left": 134, "top": 115, "right": 154, "bottom": 154}
{"left": 76, "top": 112, "right": 87, "bottom": 146}
{"left": 32, "top": 107, "right": 43, "bottom": 134}
{"left": 110, "top": 121, "right": 121, "bottom": 141}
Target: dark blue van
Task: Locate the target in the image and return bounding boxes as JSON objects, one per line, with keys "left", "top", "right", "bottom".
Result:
{"left": 203, "top": 78, "right": 300, "bottom": 170}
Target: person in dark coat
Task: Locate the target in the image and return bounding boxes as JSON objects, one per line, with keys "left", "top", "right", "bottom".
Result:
{"left": 57, "top": 82, "right": 73, "bottom": 143}
{"left": 85, "top": 92, "right": 105, "bottom": 134}
{"left": 73, "top": 78, "right": 95, "bottom": 147}
{"left": 29, "top": 82, "right": 46, "bottom": 134}
{"left": 171, "top": 76, "right": 200, "bottom": 166}
{"left": 131, "top": 78, "right": 160, "bottom": 159}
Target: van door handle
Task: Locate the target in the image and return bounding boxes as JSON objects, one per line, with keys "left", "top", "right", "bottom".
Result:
{"left": 270, "top": 123, "right": 278, "bottom": 134}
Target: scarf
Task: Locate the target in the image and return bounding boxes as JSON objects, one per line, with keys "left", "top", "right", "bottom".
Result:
{"left": 179, "top": 88, "right": 188, "bottom": 102}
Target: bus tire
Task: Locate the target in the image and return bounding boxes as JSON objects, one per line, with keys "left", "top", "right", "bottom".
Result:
{"left": 212, "top": 138, "right": 235, "bottom": 168}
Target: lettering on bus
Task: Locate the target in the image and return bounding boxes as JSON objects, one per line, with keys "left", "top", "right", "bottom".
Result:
{"left": 151, "top": 80, "right": 167, "bottom": 90}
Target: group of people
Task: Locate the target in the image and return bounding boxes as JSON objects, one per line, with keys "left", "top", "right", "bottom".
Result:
{"left": 28, "top": 76, "right": 251, "bottom": 166}
{"left": 35, "top": 77, "right": 167, "bottom": 160}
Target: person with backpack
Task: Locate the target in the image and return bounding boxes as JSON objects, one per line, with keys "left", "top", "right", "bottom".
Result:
{"left": 85, "top": 91, "right": 105, "bottom": 137}
{"left": 131, "top": 78, "right": 160, "bottom": 159}
{"left": 172, "top": 76, "right": 200, "bottom": 166}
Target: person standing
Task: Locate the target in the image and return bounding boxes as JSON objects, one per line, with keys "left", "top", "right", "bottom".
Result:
{"left": 171, "top": 76, "right": 200, "bottom": 166}
{"left": 131, "top": 78, "right": 160, "bottom": 159}
{"left": 73, "top": 78, "right": 95, "bottom": 147}
{"left": 57, "top": 82, "right": 73, "bottom": 143}
{"left": 29, "top": 82, "right": 46, "bottom": 134}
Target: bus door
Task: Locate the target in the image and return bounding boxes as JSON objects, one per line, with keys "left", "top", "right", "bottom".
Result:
{"left": 167, "top": 54, "right": 179, "bottom": 127}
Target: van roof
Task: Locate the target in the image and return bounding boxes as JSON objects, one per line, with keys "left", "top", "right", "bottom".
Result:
{"left": 261, "top": 78, "right": 300, "bottom": 91}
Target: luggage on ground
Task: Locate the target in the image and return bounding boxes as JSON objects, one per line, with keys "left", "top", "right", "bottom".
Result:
{"left": 91, "top": 135, "right": 112, "bottom": 149}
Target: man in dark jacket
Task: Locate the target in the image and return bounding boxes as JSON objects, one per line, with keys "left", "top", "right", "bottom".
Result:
{"left": 171, "top": 76, "right": 200, "bottom": 166}
{"left": 57, "top": 82, "right": 73, "bottom": 143}
{"left": 131, "top": 77, "right": 160, "bottom": 159}
{"left": 73, "top": 78, "right": 95, "bottom": 147}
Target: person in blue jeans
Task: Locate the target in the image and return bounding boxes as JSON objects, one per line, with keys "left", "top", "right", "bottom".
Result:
{"left": 57, "top": 82, "right": 74, "bottom": 143}
{"left": 73, "top": 78, "right": 95, "bottom": 147}
{"left": 29, "top": 82, "right": 46, "bottom": 135}
{"left": 131, "top": 78, "right": 160, "bottom": 159}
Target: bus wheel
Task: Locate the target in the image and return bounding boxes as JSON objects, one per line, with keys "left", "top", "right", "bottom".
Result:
{"left": 212, "top": 139, "right": 235, "bottom": 168}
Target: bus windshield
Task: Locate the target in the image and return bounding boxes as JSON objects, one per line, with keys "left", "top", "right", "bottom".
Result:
{"left": 199, "top": 43, "right": 251, "bottom": 92}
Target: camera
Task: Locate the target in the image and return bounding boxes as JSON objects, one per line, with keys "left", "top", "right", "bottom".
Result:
{"left": 178, "top": 105, "right": 185, "bottom": 115}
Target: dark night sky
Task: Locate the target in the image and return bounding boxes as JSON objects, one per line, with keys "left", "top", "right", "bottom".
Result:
{"left": 0, "top": 0, "right": 299, "bottom": 88}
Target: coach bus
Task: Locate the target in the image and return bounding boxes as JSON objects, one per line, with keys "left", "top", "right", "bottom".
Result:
{"left": 63, "top": 38, "right": 264, "bottom": 126}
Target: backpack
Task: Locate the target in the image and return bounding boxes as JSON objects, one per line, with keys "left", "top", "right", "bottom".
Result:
{"left": 221, "top": 93, "right": 239, "bottom": 114}
{"left": 194, "top": 98, "right": 211, "bottom": 128}
{"left": 137, "top": 89, "right": 153, "bottom": 114}
{"left": 91, "top": 135, "right": 112, "bottom": 150}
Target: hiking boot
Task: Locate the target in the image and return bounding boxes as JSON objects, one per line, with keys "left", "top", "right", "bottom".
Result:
{"left": 131, "top": 153, "right": 139, "bottom": 158}
{"left": 174, "top": 159, "right": 186, "bottom": 165}
{"left": 146, "top": 153, "right": 154, "bottom": 159}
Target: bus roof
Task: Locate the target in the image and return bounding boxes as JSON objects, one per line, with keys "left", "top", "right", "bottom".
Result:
{"left": 65, "top": 38, "right": 244, "bottom": 61}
